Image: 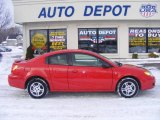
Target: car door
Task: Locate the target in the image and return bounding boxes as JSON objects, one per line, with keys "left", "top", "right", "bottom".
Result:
{"left": 68, "top": 53, "right": 113, "bottom": 91}
{"left": 47, "top": 53, "right": 69, "bottom": 90}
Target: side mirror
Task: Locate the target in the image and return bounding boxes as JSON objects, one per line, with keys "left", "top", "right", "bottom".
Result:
{"left": 115, "top": 61, "right": 123, "bottom": 66}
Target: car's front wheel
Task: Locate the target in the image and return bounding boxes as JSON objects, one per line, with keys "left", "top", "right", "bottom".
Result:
{"left": 117, "top": 77, "right": 140, "bottom": 98}
{"left": 27, "top": 78, "right": 49, "bottom": 99}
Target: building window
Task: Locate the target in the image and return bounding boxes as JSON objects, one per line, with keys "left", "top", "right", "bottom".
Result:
{"left": 78, "top": 28, "right": 117, "bottom": 53}
{"left": 148, "top": 28, "right": 160, "bottom": 53}
{"left": 49, "top": 29, "right": 67, "bottom": 51}
{"left": 129, "top": 28, "right": 160, "bottom": 53}
{"left": 30, "top": 30, "right": 48, "bottom": 55}
{"left": 30, "top": 29, "right": 67, "bottom": 55}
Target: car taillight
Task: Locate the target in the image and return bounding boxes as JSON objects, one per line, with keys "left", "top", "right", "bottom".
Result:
{"left": 11, "top": 63, "right": 25, "bottom": 75}
{"left": 11, "top": 64, "right": 20, "bottom": 73}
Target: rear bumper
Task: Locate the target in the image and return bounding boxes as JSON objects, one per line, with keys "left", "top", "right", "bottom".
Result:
{"left": 8, "top": 74, "right": 25, "bottom": 89}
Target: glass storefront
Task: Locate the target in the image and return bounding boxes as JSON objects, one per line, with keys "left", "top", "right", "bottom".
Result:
{"left": 29, "top": 27, "right": 160, "bottom": 57}
{"left": 78, "top": 28, "right": 118, "bottom": 53}
{"left": 129, "top": 28, "right": 160, "bottom": 53}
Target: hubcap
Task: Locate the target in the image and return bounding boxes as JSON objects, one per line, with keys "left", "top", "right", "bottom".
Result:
{"left": 30, "top": 82, "right": 44, "bottom": 97}
{"left": 121, "top": 81, "right": 136, "bottom": 97}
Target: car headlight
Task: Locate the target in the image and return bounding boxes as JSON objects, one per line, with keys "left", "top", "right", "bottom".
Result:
{"left": 144, "top": 71, "right": 153, "bottom": 76}
{"left": 12, "top": 65, "right": 18, "bottom": 71}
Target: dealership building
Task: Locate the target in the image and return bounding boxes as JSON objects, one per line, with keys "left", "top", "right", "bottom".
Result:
{"left": 13, "top": 0, "right": 160, "bottom": 58}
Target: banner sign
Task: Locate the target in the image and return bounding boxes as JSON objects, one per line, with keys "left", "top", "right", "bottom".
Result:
{"left": 49, "top": 30, "right": 67, "bottom": 50}
{"left": 148, "top": 28, "right": 160, "bottom": 46}
{"left": 129, "top": 28, "right": 146, "bottom": 46}
{"left": 31, "top": 33, "right": 47, "bottom": 48}
{"left": 79, "top": 28, "right": 117, "bottom": 43}
{"left": 129, "top": 28, "right": 160, "bottom": 47}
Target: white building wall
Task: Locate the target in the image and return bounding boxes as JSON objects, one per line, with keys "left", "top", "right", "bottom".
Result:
{"left": 13, "top": 0, "right": 160, "bottom": 58}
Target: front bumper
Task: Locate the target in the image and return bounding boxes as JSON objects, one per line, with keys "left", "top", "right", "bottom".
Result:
{"left": 8, "top": 74, "right": 25, "bottom": 89}
{"left": 141, "top": 76, "right": 155, "bottom": 90}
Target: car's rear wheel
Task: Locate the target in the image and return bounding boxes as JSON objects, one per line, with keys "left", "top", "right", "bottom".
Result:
{"left": 27, "top": 78, "right": 49, "bottom": 99}
{"left": 117, "top": 77, "right": 140, "bottom": 98}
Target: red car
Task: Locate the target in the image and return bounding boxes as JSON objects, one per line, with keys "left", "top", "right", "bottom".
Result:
{"left": 8, "top": 49, "right": 155, "bottom": 98}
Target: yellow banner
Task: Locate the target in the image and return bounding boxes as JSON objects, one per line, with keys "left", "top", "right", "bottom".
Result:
{"left": 32, "top": 33, "right": 47, "bottom": 48}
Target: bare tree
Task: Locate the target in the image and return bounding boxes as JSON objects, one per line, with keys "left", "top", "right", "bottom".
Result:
{"left": 0, "top": 0, "right": 13, "bottom": 43}
{"left": 7, "top": 25, "right": 22, "bottom": 35}
{"left": 0, "top": 0, "right": 12, "bottom": 29}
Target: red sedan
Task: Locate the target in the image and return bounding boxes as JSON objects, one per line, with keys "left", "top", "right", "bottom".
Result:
{"left": 8, "top": 49, "right": 155, "bottom": 98}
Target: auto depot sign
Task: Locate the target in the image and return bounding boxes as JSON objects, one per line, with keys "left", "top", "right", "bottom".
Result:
{"left": 38, "top": 5, "right": 131, "bottom": 18}
{"left": 14, "top": 1, "right": 160, "bottom": 23}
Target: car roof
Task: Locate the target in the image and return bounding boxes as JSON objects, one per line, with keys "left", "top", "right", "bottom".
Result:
{"left": 29, "top": 49, "right": 100, "bottom": 63}
{"left": 43, "top": 49, "right": 99, "bottom": 57}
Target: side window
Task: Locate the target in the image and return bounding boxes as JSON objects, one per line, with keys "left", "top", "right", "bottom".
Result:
{"left": 47, "top": 54, "right": 67, "bottom": 65}
{"left": 72, "top": 53, "right": 103, "bottom": 67}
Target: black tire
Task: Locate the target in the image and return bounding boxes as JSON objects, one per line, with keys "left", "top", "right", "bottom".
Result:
{"left": 117, "top": 77, "right": 140, "bottom": 98}
{"left": 27, "top": 78, "right": 49, "bottom": 99}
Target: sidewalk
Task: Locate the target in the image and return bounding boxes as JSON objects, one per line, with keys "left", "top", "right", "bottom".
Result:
{"left": 112, "top": 58, "right": 160, "bottom": 64}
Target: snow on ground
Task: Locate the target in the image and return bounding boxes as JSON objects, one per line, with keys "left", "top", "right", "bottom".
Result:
{"left": 0, "top": 48, "right": 160, "bottom": 120}
{"left": 0, "top": 46, "right": 23, "bottom": 75}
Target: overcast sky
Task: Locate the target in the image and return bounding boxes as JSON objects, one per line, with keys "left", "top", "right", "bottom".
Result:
{"left": 0, "top": 0, "right": 13, "bottom": 12}
{"left": 6, "top": 0, "right": 14, "bottom": 15}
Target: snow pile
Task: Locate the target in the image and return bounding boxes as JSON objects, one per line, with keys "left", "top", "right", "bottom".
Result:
{"left": 0, "top": 46, "right": 23, "bottom": 75}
